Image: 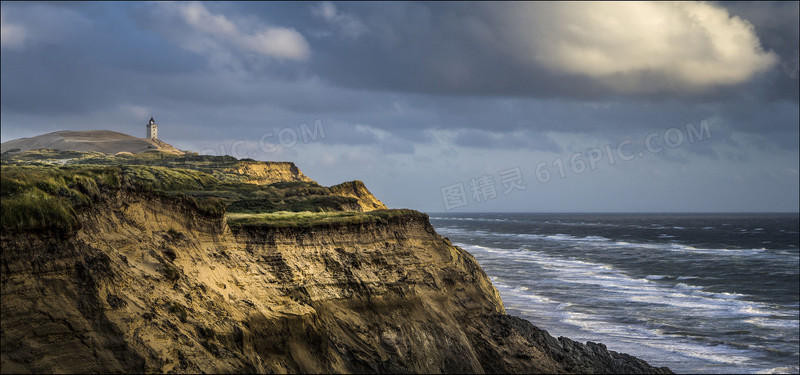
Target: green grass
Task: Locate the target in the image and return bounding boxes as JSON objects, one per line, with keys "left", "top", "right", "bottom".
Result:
{"left": 226, "top": 209, "right": 424, "bottom": 228}
{"left": 121, "top": 165, "right": 218, "bottom": 191}
{"left": 1, "top": 165, "right": 121, "bottom": 231}
{"left": 1, "top": 150, "right": 395, "bottom": 232}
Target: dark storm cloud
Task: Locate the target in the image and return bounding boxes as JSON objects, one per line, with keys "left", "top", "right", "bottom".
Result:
{"left": 304, "top": 2, "right": 611, "bottom": 99}
{"left": 0, "top": 3, "right": 796, "bottom": 143}
{"left": 2, "top": 2, "right": 796, "bottom": 139}
{"left": 722, "top": 1, "right": 800, "bottom": 102}
{"left": 301, "top": 2, "right": 793, "bottom": 101}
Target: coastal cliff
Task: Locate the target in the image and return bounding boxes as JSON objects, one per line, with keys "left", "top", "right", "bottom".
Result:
{"left": 0, "top": 144, "right": 671, "bottom": 374}
{"left": 0, "top": 193, "right": 670, "bottom": 373}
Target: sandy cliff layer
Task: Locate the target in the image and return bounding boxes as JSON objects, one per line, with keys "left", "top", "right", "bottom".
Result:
{"left": 226, "top": 160, "right": 313, "bottom": 185}
{"left": 0, "top": 188, "right": 670, "bottom": 373}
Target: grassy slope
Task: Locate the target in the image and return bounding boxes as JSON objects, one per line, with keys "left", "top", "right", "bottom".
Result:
{"left": 226, "top": 209, "right": 423, "bottom": 228}
{"left": 1, "top": 150, "right": 403, "bottom": 231}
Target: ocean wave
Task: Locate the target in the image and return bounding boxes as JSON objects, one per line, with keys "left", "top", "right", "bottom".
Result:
{"left": 563, "top": 311, "right": 755, "bottom": 366}
{"left": 644, "top": 275, "right": 701, "bottom": 282}
{"left": 542, "top": 220, "right": 624, "bottom": 228}
{"left": 459, "top": 243, "right": 766, "bottom": 314}
{"left": 457, "top": 242, "right": 778, "bottom": 323}
{"left": 429, "top": 216, "right": 517, "bottom": 223}
{"left": 756, "top": 366, "right": 800, "bottom": 374}
{"left": 456, "top": 241, "right": 797, "bottom": 372}
{"left": 544, "top": 234, "right": 611, "bottom": 242}
{"left": 744, "top": 317, "right": 800, "bottom": 330}
{"left": 440, "top": 226, "right": 778, "bottom": 258}
{"left": 673, "top": 282, "right": 703, "bottom": 290}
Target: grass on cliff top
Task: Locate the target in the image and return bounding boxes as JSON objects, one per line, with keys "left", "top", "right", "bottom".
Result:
{"left": 3, "top": 149, "right": 303, "bottom": 185}
{"left": 1, "top": 161, "right": 383, "bottom": 231}
{"left": 0, "top": 164, "right": 225, "bottom": 231}
{"left": 226, "top": 209, "right": 424, "bottom": 228}
{"left": 3, "top": 150, "right": 359, "bottom": 215}
{"left": 1, "top": 165, "right": 122, "bottom": 231}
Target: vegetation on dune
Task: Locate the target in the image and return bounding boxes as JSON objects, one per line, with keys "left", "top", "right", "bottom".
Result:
{"left": 2, "top": 149, "right": 307, "bottom": 185}
{"left": 0, "top": 149, "right": 103, "bottom": 163}
{"left": 121, "top": 165, "right": 218, "bottom": 191}
{"left": 1, "top": 165, "right": 121, "bottom": 231}
{"left": 1, "top": 149, "right": 406, "bottom": 231}
{"left": 226, "top": 209, "right": 425, "bottom": 228}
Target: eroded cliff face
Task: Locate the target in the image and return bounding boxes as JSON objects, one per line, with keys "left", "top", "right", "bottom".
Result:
{"left": 0, "top": 191, "right": 670, "bottom": 374}
{"left": 228, "top": 161, "right": 312, "bottom": 185}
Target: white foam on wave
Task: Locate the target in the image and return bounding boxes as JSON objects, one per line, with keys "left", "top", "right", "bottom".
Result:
{"left": 473, "top": 227, "right": 776, "bottom": 257}
{"left": 438, "top": 225, "right": 782, "bottom": 259}
{"left": 543, "top": 220, "right": 623, "bottom": 228}
{"left": 459, "top": 242, "right": 771, "bottom": 315}
{"left": 757, "top": 366, "right": 800, "bottom": 374}
{"left": 744, "top": 317, "right": 800, "bottom": 330}
{"left": 563, "top": 311, "right": 755, "bottom": 366}
{"left": 544, "top": 233, "right": 612, "bottom": 242}
{"left": 429, "top": 216, "right": 516, "bottom": 223}
{"left": 674, "top": 282, "right": 703, "bottom": 290}
{"left": 454, "top": 242, "right": 787, "bottom": 368}
{"left": 446, "top": 225, "right": 778, "bottom": 258}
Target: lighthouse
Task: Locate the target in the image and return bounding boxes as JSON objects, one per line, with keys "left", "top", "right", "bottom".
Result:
{"left": 146, "top": 116, "right": 158, "bottom": 140}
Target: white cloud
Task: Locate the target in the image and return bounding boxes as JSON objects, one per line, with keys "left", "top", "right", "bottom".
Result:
{"left": 1, "top": 12, "right": 27, "bottom": 48}
{"left": 311, "top": 2, "right": 366, "bottom": 38}
{"left": 497, "top": 2, "right": 778, "bottom": 93}
{"left": 160, "top": 2, "right": 310, "bottom": 62}
{"left": 0, "top": 5, "right": 91, "bottom": 49}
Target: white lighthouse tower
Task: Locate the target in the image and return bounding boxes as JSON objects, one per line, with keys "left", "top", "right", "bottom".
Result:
{"left": 146, "top": 116, "right": 158, "bottom": 140}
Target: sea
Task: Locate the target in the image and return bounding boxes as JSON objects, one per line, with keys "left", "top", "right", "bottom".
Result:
{"left": 428, "top": 213, "right": 799, "bottom": 374}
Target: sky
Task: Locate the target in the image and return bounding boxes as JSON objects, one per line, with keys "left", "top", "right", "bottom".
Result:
{"left": 1, "top": 1, "right": 798, "bottom": 213}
